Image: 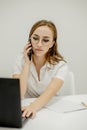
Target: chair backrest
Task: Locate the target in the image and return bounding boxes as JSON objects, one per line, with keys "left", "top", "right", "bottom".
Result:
{"left": 58, "top": 71, "right": 75, "bottom": 96}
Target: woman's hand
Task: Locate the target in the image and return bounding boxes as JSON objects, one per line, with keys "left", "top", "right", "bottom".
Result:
{"left": 22, "top": 104, "right": 36, "bottom": 119}
{"left": 23, "top": 43, "right": 32, "bottom": 64}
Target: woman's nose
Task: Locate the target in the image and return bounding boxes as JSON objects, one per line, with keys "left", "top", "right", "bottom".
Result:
{"left": 37, "top": 39, "right": 42, "bottom": 46}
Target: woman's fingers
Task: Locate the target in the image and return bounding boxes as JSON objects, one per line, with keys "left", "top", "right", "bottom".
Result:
{"left": 25, "top": 111, "right": 36, "bottom": 119}
{"left": 21, "top": 106, "right": 26, "bottom": 111}
{"left": 23, "top": 43, "right": 32, "bottom": 63}
{"left": 24, "top": 43, "right": 31, "bottom": 51}
{"left": 25, "top": 111, "right": 33, "bottom": 118}
{"left": 24, "top": 44, "right": 32, "bottom": 56}
{"left": 22, "top": 106, "right": 36, "bottom": 119}
{"left": 22, "top": 109, "right": 29, "bottom": 118}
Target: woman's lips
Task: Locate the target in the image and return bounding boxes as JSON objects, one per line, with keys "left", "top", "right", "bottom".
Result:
{"left": 35, "top": 48, "right": 43, "bottom": 51}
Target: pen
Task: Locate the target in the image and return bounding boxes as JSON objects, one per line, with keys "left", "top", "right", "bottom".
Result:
{"left": 81, "top": 102, "right": 87, "bottom": 107}
{"left": 64, "top": 107, "right": 87, "bottom": 113}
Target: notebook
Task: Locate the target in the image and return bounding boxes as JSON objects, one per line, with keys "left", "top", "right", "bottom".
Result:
{"left": 0, "top": 77, "right": 29, "bottom": 128}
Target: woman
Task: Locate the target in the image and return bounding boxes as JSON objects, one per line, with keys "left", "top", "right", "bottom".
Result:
{"left": 13, "top": 20, "right": 68, "bottom": 119}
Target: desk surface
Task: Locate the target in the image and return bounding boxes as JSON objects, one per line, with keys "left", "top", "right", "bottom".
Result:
{"left": 0, "top": 94, "right": 87, "bottom": 130}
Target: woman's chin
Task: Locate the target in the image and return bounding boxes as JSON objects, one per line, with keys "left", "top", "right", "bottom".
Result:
{"left": 35, "top": 52, "right": 45, "bottom": 57}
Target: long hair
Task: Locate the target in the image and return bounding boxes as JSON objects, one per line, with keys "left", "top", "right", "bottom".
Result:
{"left": 28, "top": 20, "right": 65, "bottom": 65}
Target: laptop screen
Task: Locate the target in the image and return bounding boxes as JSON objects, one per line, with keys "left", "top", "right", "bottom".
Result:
{"left": 0, "top": 78, "right": 22, "bottom": 128}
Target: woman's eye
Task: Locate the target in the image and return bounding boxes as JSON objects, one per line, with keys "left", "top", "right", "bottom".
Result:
{"left": 43, "top": 39, "right": 49, "bottom": 42}
{"left": 33, "top": 37, "right": 38, "bottom": 40}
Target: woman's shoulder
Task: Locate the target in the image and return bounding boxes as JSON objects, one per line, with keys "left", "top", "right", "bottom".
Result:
{"left": 46, "top": 60, "right": 68, "bottom": 71}
{"left": 54, "top": 60, "right": 68, "bottom": 69}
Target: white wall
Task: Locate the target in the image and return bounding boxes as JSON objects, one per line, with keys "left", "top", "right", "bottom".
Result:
{"left": 0, "top": 0, "right": 87, "bottom": 94}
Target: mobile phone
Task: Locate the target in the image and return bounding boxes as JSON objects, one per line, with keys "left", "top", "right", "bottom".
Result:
{"left": 27, "top": 39, "right": 33, "bottom": 61}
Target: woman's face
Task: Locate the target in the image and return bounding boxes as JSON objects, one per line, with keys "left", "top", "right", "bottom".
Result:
{"left": 31, "top": 26, "right": 54, "bottom": 57}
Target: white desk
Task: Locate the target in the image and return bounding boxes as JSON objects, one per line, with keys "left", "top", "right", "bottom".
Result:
{"left": 0, "top": 95, "right": 87, "bottom": 130}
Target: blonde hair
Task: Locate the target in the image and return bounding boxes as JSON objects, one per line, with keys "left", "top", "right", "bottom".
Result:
{"left": 28, "top": 20, "right": 64, "bottom": 65}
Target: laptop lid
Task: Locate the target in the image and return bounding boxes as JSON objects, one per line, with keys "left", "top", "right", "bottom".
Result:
{"left": 0, "top": 78, "right": 22, "bottom": 128}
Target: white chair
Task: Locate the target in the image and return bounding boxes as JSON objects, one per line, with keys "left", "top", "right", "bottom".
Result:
{"left": 58, "top": 71, "right": 75, "bottom": 96}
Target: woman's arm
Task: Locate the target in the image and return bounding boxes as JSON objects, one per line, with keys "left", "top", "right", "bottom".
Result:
{"left": 13, "top": 62, "right": 30, "bottom": 98}
{"left": 22, "top": 78, "right": 63, "bottom": 118}
{"left": 13, "top": 43, "right": 31, "bottom": 98}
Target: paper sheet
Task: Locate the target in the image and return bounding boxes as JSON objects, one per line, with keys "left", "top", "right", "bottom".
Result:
{"left": 45, "top": 98, "right": 87, "bottom": 113}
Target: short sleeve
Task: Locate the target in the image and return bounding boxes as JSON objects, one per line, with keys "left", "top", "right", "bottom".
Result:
{"left": 13, "top": 53, "right": 24, "bottom": 75}
{"left": 54, "top": 62, "right": 69, "bottom": 81}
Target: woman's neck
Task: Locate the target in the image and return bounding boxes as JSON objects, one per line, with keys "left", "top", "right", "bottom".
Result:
{"left": 33, "top": 55, "right": 46, "bottom": 69}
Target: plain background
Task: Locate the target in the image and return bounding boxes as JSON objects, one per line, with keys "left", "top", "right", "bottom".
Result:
{"left": 0, "top": 0, "right": 87, "bottom": 94}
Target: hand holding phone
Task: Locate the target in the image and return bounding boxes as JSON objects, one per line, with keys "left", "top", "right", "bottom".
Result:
{"left": 27, "top": 39, "right": 33, "bottom": 61}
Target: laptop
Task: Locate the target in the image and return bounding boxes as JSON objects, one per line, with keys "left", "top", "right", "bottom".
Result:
{"left": 0, "top": 77, "right": 28, "bottom": 128}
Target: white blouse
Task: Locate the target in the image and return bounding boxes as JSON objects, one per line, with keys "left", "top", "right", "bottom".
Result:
{"left": 13, "top": 53, "right": 69, "bottom": 97}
